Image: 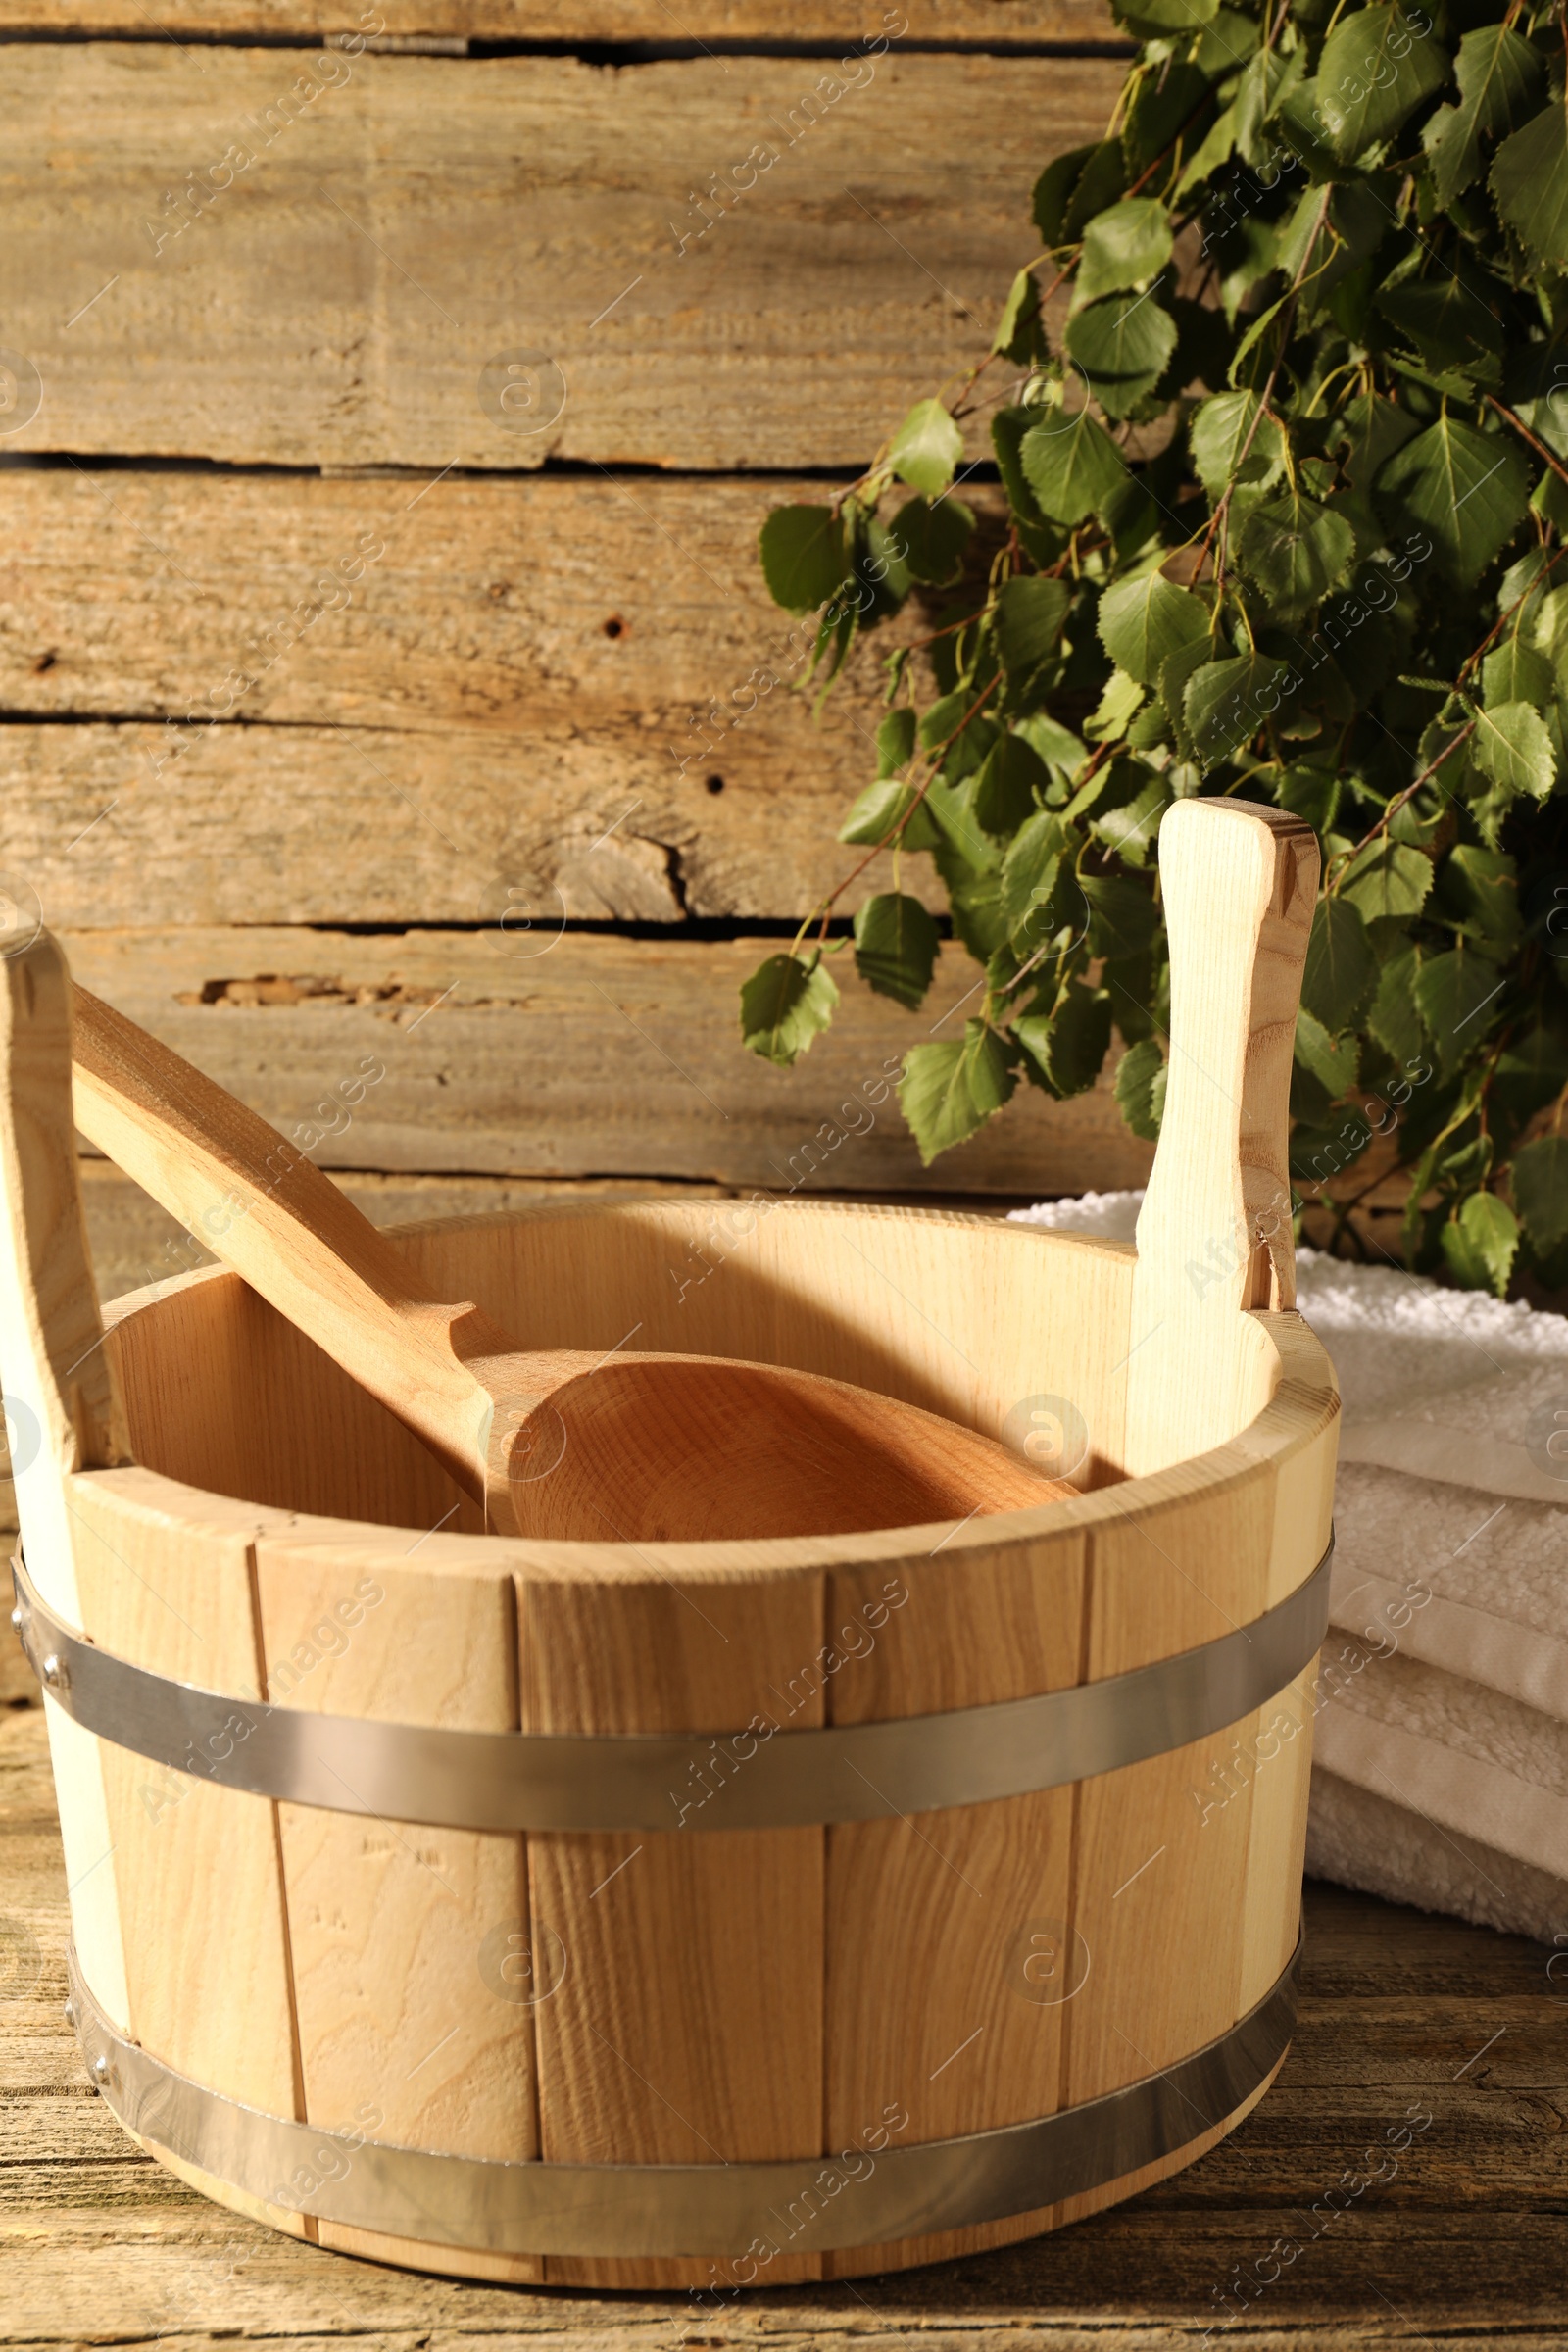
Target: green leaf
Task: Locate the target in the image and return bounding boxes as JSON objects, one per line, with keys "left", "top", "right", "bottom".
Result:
{"left": 898, "top": 1022, "right": 1017, "bottom": 1165}
{"left": 1064, "top": 291, "right": 1178, "bottom": 418}
{"left": 890, "top": 399, "right": 964, "bottom": 499}
{"left": 807, "top": 589, "right": 858, "bottom": 697}
{"left": 839, "top": 777, "right": 937, "bottom": 852}
{"left": 1190, "top": 389, "right": 1284, "bottom": 499}
{"left": 740, "top": 953, "right": 839, "bottom": 1066}
{"left": 1015, "top": 983, "right": 1113, "bottom": 1098}
{"left": 1275, "top": 177, "right": 1389, "bottom": 304}
{"left": 1074, "top": 198, "right": 1174, "bottom": 307}
{"left": 1338, "top": 391, "right": 1421, "bottom": 493}
{"left": 1274, "top": 759, "right": 1341, "bottom": 833}
{"left": 1160, "top": 635, "right": 1214, "bottom": 762}
{"left": 1179, "top": 98, "right": 1242, "bottom": 199}
{"left": 1340, "top": 841, "right": 1432, "bottom": 923}
{"left": 759, "top": 506, "right": 845, "bottom": 613}
{"left": 1126, "top": 57, "right": 1213, "bottom": 173}
{"left": 1367, "top": 943, "right": 1424, "bottom": 1062}
{"left": 1303, "top": 897, "right": 1377, "bottom": 1033}
{"left": 1125, "top": 700, "right": 1171, "bottom": 753}
{"left": 1440, "top": 1191, "right": 1518, "bottom": 1298}
{"left": 858, "top": 512, "right": 911, "bottom": 614}
{"left": 974, "top": 733, "right": 1050, "bottom": 838}
{"left": 1185, "top": 652, "right": 1290, "bottom": 766}
{"left": 1377, "top": 416, "right": 1529, "bottom": 583}
{"left": 993, "top": 405, "right": 1044, "bottom": 512}
{"left": 1511, "top": 1134, "right": 1568, "bottom": 1252}
{"left": 1001, "top": 810, "right": 1069, "bottom": 941}
{"left": 1530, "top": 580, "right": 1568, "bottom": 670}
{"left": 1493, "top": 102, "right": 1568, "bottom": 270}
{"left": 1082, "top": 872, "right": 1159, "bottom": 959}
{"left": 1063, "top": 758, "right": 1123, "bottom": 823}
{"left": 1093, "top": 771, "right": 1171, "bottom": 868}
{"left": 1505, "top": 547, "right": 1558, "bottom": 627}
{"left": 1227, "top": 294, "right": 1290, "bottom": 391}
{"left": 1033, "top": 140, "right": 1126, "bottom": 246}
{"left": 1277, "top": 76, "right": 1342, "bottom": 179}
{"left": 920, "top": 687, "right": 974, "bottom": 754}
{"left": 1482, "top": 636, "right": 1554, "bottom": 710}
{"left": 856, "top": 560, "right": 911, "bottom": 649}
{"left": 1415, "top": 710, "right": 1479, "bottom": 805}
{"left": 892, "top": 494, "right": 974, "bottom": 586}
{"left": 1374, "top": 274, "right": 1503, "bottom": 383}
{"left": 1033, "top": 143, "right": 1095, "bottom": 245}
{"left": 1424, "top": 23, "right": 1543, "bottom": 208}
{"left": 1445, "top": 844, "right": 1521, "bottom": 949}
{"left": 1314, "top": 4, "right": 1449, "bottom": 163}
{"left": 1104, "top": 949, "right": 1158, "bottom": 1043}
{"left": 1114, "top": 1035, "right": 1167, "bottom": 1142}
{"left": 1471, "top": 700, "right": 1556, "bottom": 800}
{"left": 876, "top": 706, "right": 917, "bottom": 778}
{"left": 994, "top": 267, "right": 1043, "bottom": 362}
{"left": 1085, "top": 667, "right": 1146, "bottom": 744}
{"left": 1103, "top": 476, "right": 1157, "bottom": 564}
{"left": 1295, "top": 1005, "right": 1360, "bottom": 1098}
{"left": 1237, "top": 491, "right": 1356, "bottom": 623}
{"left": 995, "top": 576, "right": 1073, "bottom": 677}
{"left": 925, "top": 773, "right": 998, "bottom": 874}
{"left": 990, "top": 412, "right": 1065, "bottom": 564}
{"left": 1203, "top": 4, "right": 1259, "bottom": 68}
{"left": 1020, "top": 406, "right": 1130, "bottom": 525}
{"left": 1014, "top": 709, "right": 1088, "bottom": 776}
{"left": 1542, "top": 597, "right": 1568, "bottom": 696}
{"left": 853, "top": 893, "right": 940, "bottom": 1011}
{"left": 947, "top": 867, "right": 1009, "bottom": 961}
{"left": 1494, "top": 1023, "right": 1568, "bottom": 1119}
{"left": 1214, "top": 219, "right": 1282, "bottom": 329}
{"left": 1415, "top": 949, "right": 1504, "bottom": 1068}
{"left": 941, "top": 713, "right": 999, "bottom": 787}
{"left": 1098, "top": 570, "right": 1210, "bottom": 686}
{"left": 1116, "top": 0, "right": 1218, "bottom": 29}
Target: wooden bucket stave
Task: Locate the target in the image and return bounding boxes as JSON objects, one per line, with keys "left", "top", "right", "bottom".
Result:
{"left": 4, "top": 804, "right": 1340, "bottom": 2285}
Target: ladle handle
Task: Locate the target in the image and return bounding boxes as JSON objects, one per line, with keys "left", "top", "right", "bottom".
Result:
{"left": 1125, "top": 799, "right": 1318, "bottom": 1477}
{"left": 69, "top": 967, "right": 507, "bottom": 1506}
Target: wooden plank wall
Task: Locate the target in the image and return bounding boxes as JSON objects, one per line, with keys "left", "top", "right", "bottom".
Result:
{"left": 0, "top": 0, "right": 1142, "bottom": 1349}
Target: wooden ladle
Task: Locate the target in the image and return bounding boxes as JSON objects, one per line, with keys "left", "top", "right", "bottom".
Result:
{"left": 60, "top": 943, "right": 1069, "bottom": 1542}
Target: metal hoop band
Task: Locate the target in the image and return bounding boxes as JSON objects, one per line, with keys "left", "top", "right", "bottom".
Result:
{"left": 12, "top": 1537, "right": 1331, "bottom": 1831}
{"left": 68, "top": 1934, "right": 1300, "bottom": 2259}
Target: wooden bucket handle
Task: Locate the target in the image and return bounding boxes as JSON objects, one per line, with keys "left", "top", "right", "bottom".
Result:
{"left": 0, "top": 931, "right": 129, "bottom": 1477}
{"left": 1124, "top": 799, "right": 1319, "bottom": 1477}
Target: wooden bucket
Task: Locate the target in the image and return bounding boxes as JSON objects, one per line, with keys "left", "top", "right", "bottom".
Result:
{"left": 3, "top": 802, "right": 1339, "bottom": 2286}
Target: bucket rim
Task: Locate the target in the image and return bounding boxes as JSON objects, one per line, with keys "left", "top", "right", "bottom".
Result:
{"left": 91, "top": 1197, "right": 1339, "bottom": 1577}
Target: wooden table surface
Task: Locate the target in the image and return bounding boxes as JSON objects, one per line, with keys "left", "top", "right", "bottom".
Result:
{"left": 2, "top": 1654, "right": 1563, "bottom": 2350}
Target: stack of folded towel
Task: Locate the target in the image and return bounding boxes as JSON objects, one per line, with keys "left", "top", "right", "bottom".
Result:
{"left": 1011, "top": 1191, "right": 1568, "bottom": 1947}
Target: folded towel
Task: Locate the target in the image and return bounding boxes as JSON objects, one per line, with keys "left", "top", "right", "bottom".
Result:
{"left": 1010, "top": 1191, "right": 1568, "bottom": 1946}
{"left": 1304, "top": 1768, "right": 1568, "bottom": 1948}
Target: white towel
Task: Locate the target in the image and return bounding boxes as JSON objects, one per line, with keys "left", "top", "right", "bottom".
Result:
{"left": 1010, "top": 1191, "right": 1568, "bottom": 1945}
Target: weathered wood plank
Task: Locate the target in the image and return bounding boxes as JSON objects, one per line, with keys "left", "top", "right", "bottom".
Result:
{"left": 1, "top": 1691, "right": 1562, "bottom": 2348}
{"left": 3, "top": 721, "right": 902, "bottom": 929}
{"left": 0, "top": 3, "right": 1122, "bottom": 39}
{"left": 0, "top": 47, "right": 1122, "bottom": 468}
{"left": 58, "top": 925, "right": 1154, "bottom": 1193}
{"left": 0, "top": 469, "right": 960, "bottom": 924}
{"left": 3, "top": 466, "right": 877, "bottom": 735}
